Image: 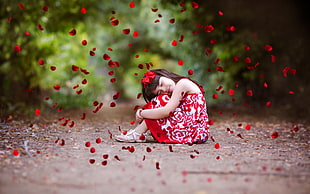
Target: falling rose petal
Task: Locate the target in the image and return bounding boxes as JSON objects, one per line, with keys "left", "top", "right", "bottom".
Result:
{"left": 73, "top": 84, "right": 79, "bottom": 89}
{"left": 246, "top": 90, "right": 253, "bottom": 96}
{"left": 8, "top": 17, "right": 13, "bottom": 23}
{"left": 113, "top": 92, "right": 120, "bottom": 100}
{"left": 271, "top": 132, "right": 279, "bottom": 138}
{"left": 102, "top": 161, "right": 108, "bottom": 166}
{"left": 237, "top": 134, "right": 244, "bottom": 139}
{"left": 82, "top": 79, "right": 87, "bottom": 84}
{"left": 263, "top": 82, "right": 268, "bottom": 88}
{"left": 151, "top": 8, "right": 158, "bottom": 12}
{"left": 111, "top": 19, "right": 119, "bottom": 26}
{"left": 129, "top": 2, "right": 135, "bottom": 8}
{"left": 133, "top": 31, "right": 139, "bottom": 37}
{"left": 128, "top": 146, "right": 135, "bottom": 153}
{"left": 214, "top": 58, "right": 220, "bottom": 64}
{"left": 93, "top": 101, "right": 99, "bottom": 106}
{"left": 188, "top": 69, "right": 194, "bottom": 75}
{"left": 18, "top": 4, "right": 24, "bottom": 10}
{"left": 80, "top": 8, "right": 87, "bottom": 14}
{"left": 24, "top": 31, "right": 30, "bottom": 36}
{"left": 69, "top": 29, "right": 76, "bottom": 36}
{"left": 76, "top": 89, "right": 82, "bottom": 95}
{"left": 103, "top": 154, "right": 109, "bottom": 159}
{"left": 168, "top": 145, "right": 173, "bottom": 152}
{"left": 271, "top": 55, "right": 276, "bottom": 62}
{"left": 114, "top": 155, "right": 120, "bottom": 161}
{"left": 218, "top": 11, "right": 224, "bottom": 16}
{"left": 214, "top": 143, "right": 220, "bottom": 149}
{"left": 206, "top": 178, "right": 212, "bottom": 182}
{"left": 169, "top": 18, "right": 175, "bottom": 23}
{"left": 38, "top": 59, "right": 45, "bottom": 65}
{"left": 35, "top": 109, "right": 41, "bottom": 115}
{"left": 208, "top": 120, "right": 214, "bottom": 125}
{"left": 89, "top": 51, "right": 95, "bottom": 56}
{"left": 244, "top": 57, "right": 251, "bottom": 63}
{"left": 264, "top": 45, "right": 273, "bottom": 51}
{"left": 96, "top": 138, "right": 101, "bottom": 144}
{"left": 293, "top": 125, "right": 299, "bottom": 132}
{"left": 13, "top": 150, "right": 19, "bottom": 156}
{"left": 190, "top": 154, "right": 196, "bottom": 159}
{"left": 228, "top": 89, "right": 235, "bottom": 95}
{"left": 192, "top": 2, "right": 199, "bottom": 8}
{"left": 212, "top": 94, "right": 218, "bottom": 99}
{"left": 59, "top": 139, "right": 65, "bottom": 146}
{"left": 204, "top": 25, "right": 214, "bottom": 33}
{"left": 81, "top": 40, "right": 87, "bottom": 45}
{"left": 108, "top": 70, "right": 114, "bottom": 76}
{"left": 90, "top": 147, "right": 96, "bottom": 153}
{"left": 122, "top": 28, "right": 130, "bottom": 34}
{"left": 179, "top": 35, "right": 185, "bottom": 42}
{"left": 53, "top": 85, "right": 61, "bottom": 91}
{"left": 81, "top": 112, "right": 86, "bottom": 120}
{"left": 110, "top": 78, "right": 116, "bottom": 83}
{"left": 146, "top": 147, "right": 152, "bottom": 152}
{"left": 171, "top": 40, "right": 178, "bottom": 46}
{"left": 42, "top": 6, "right": 49, "bottom": 11}
{"left": 38, "top": 24, "right": 44, "bottom": 31}
{"left": 110, "top": 102, "right": 116, "bottom": 107}
{"left": 245, "top": 124, "right": 251, "bottom": 130}
{"left": 85, "top": 141, "right": 91, "bottom": 147}
{"left": 89, "top": 159, "right": 95, "bottom": 164}
{"left": 244, "top": 46, "right": 251, "bottom": 51}
{"left": 156, "top": 162, "right": 160, "bottom": 170}
{"left": 50, "top": 66, "right": 56, "bottom": 71}
{"left": 72, "top": 65, "right": 79, "bottom": 71}
{"left": 266, "top": 101, "right": 272, "bottom": 107}
{"left": 288, "top": 91, "right": 295, "bottom": 95}
{"left": 103, "top": 54, "right": 111, "bottom": 60}
{"left": 178, "top": 59, "right": 184, "bottom": 66}
{"left": 14, "top": 45, "right": 22, "bottom": 52}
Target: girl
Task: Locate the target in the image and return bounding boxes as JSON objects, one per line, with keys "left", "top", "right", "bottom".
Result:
{"left": 115, "top": 69, "right": 210, "bottom": 144}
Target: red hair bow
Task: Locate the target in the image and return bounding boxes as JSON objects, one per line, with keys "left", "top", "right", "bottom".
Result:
{"left": 142, "top": 71, "right": 157, "bottom": 87}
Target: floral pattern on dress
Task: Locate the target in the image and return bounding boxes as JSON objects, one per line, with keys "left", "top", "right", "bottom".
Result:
{"left": 143, "top": 93, "right": 210, "bottom": 144}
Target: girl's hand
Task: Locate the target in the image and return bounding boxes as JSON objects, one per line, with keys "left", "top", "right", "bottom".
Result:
{"left": 136, "top": 109, "right": 143, "bottom": 123}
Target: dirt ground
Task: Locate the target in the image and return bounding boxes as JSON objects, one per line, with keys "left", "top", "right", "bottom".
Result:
{"left": 0, "top": 103, "right": 309, "bottom": 194}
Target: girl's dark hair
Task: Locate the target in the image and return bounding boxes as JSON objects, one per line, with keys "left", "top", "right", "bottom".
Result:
{"left": 141, "top": 69, "right": 204, "bottom": 102}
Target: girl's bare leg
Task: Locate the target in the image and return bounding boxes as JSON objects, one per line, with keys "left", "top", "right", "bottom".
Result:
{"left": 134, "top": 120, "right": 148, "bottom": 134}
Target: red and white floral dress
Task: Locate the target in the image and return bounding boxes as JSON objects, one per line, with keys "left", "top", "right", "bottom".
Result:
{"left": 143, "top": 92, "right": 210, "bottom": 144}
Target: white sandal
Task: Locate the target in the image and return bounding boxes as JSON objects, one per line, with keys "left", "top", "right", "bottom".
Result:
{"left": 114, "top": 129, "right": 147, "bottom": 143}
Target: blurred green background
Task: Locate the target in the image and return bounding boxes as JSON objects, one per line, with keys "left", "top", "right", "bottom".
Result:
{"left": 0, "top": 0, "right": 309, "bottom": 119}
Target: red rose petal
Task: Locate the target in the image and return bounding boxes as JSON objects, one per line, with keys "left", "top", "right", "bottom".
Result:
{"left": 42, "top": 6, "right": 48, "bottom": 11}
{"left": 50, "top": 66, "right": 56, "bottom": 71}
{"left": 122, "top": 28, "right": 130, "bottom": 34}
{"left": 133, "top": 31, "right": 139, "bottom": 37}
{"left": 188, "top": 69, "right": 194, "bottom": 75}
{"left": 214, "top": 143, "right": 220, "bottom": 149}
{"left": 264, "top": 45, "right": 273, "bottom": 52}
{"left": 14, "top": 45, "right": 22, "bottom": 52}
{"left": 103, "top": 54, "right": 111, "bottom": 60}
{"left": 102, "top": 161, "right": 108, "bottom": 166}
{"left": 69, "top": 29, "right": 76, "bottom": 36}
{"left": 204, "top": 25, "right": 214, "bottom": 33}
{"left": 228, "top": 89, "right": 235, "bottom": 95}
{"left": 35, "top": 109, "right": 41, "bottom": 115}
{"left": 72, "top": 65, "right": 79, "bottom": 71}
{"left": 178, "top": 59, "right": 184, "bottom": 66}
{"left": 246, "top": 90, "right": 253, "bottom": 96}
{"left": 156, "top": 162, "right": 160, "bottom": 170}
{"left": 218, "top": 11, "right": 224, "bottom": 16}
{"left": 38, "top": 24, "right": 44, "bottom": 31}
{"left": 245, "top": 124, "right": 251, "bottom": 130}
{"left": 90, "top": 147, "right": 96, "bottom": 153}
{"left": 192, "top": 2, "right": 199, "bottom": 8}
{"left": 80, "top": 8, "right": 87, "bottom": 14}
{"left": 82, "top": 79, "right": 87, "bottom": 84}
{"left": 89, "top": 159, "right": 95, "bottom": 164}
{"left": 129, "top": 2, "right": 135, "bottom": 8}
{"left": 103, "top": 154, "right": 109, "bottom": 159}
{"left": 146, "top": 147, "right": 152, "bottom": 152}
{"left": 266, "top": 101, "right": 272, "bottom": 107}
{"left": 169, "top": 18, "right": 175, "bottom": 23}
{"left": 114, "top": 155, "right": 121, "bottom": 161}
{"left": 212, "top": 94, "right": 218, "bottom": 99}
{"left": 13, "top": 150, "right": 19, "bottom": 156}
{"left": 53, "top": 85, "right": 61, "bottom": 91}
{"left": 18, "top": 4, "right": 24, "bottom": 10}
{"left": 271, "top": 132, "right": 278, "bottom": 139}
{"left": 81, "top": 40, "right": 87, "bottom": 45}
{"left": 81, "top": 112, "right": 86, "bottom": 120}
{"left": 76, "top": 89, "right": 82, "bottom": 95}
{"left": 111, "top": 19, "right": 119, "bottom": 26}
{"left": 96, "top": 138, "right": 101, "bottom": 144}
{"left": 171, "top": 40, "right": 178, "bottom": 46}
{"left": 85, "top": 141, "right": 91, "bottom": 147}
{"left": 38, "top": 59, "right": 45, "bottom": 65}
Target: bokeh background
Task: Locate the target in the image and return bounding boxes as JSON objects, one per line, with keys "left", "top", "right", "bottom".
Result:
{"left": 0, "top": 0, "right": 308, "bottom": 120}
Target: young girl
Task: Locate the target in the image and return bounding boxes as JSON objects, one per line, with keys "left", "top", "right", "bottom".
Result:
{"left": 115, "top": 69, "right": 210, "bottom": 144}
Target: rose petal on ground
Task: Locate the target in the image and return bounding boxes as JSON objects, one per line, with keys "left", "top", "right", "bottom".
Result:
{"left": 245, "top": 124, "right": 251, "bottom": 130}
{"left": 69, "top": 29, "right": 76, "bottom": 36}
{"left": 80, "top": 8, "right": 87, "bottom": 14}
{"left": 96, "top": 138, "right": 101, "bottom": 144}
{"left": 214, "top": 143, "right": 220, "bottom": 149}
{"left": 89, "top": 159, "right": 95, "bottom": 164}
{"left": 271, "top": 132, "right": 279, "bottom": 138}
{"left": 13, "top": 150, "right": 19, "bottom": 156}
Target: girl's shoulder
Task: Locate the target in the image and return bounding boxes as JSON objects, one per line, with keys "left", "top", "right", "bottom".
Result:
{"left": 176, "top": 78, "right": 201, "bottom": 93}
